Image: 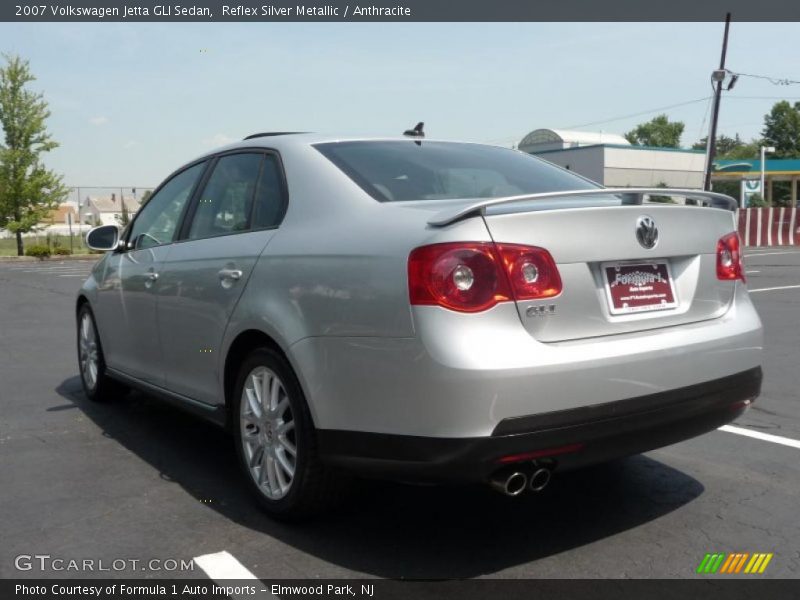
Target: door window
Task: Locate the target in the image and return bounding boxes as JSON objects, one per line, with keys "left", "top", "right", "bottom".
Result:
{"left": 128, "top": 162, "right": 205, "bottom": 250}
{"left": 187, "top": 153, "right": 263, "bottom": 240}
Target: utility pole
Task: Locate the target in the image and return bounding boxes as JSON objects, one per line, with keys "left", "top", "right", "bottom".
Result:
{"left": 703, "top": 13, "right": 732, "bottom": 191}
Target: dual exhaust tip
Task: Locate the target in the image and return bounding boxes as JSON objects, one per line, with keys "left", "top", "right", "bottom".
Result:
{"left": 490, "top": 465, "right": 552, "bottom": 496}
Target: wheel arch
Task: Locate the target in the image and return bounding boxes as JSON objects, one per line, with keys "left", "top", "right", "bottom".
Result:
{"left": 76, "top": 294, "right": 90, "bottom": 316}
{"left": 223, "top": 329, "right": 314, "bottom": 431}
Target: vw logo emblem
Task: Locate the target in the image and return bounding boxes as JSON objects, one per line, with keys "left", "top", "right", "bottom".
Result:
{"left": 636, "top": 216, "right": 658, "bottom": 249}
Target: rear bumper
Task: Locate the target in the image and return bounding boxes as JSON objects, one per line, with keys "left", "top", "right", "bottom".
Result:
{"left": 292, "top": 283, "right": 762, "bottom": 438}
{"left": 318, "top": 367, "right": 762, "bottom": 483}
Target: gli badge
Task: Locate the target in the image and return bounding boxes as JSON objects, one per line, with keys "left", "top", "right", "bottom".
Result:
{"left": 636, "top": 215, "right": 658, "bottom": 249}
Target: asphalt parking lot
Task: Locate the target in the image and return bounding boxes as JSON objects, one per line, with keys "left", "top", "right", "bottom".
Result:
{"left": 0, "top": 249, "right": 798, "bottom": 581}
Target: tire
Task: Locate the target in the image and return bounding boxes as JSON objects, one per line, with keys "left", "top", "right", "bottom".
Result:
{"left": 233, "top": 347, "right": 345, "bottom": 519}
{"left": 76, "top": 304, "right": 127, "bottom": 402}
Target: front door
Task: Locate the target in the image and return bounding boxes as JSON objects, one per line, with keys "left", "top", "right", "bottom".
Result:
{"left": 94, "top": 161, "right": 207, "bottom": 385}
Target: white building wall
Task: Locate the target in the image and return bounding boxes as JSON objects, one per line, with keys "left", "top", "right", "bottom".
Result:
{"left": 98, "top": 213, "right": 121, "bottom": 226}
{"left": 529, "top": 146, "right": 705, "bottom": 189}
{"left": 533, "top": 147, "right": 606, "bottom": 185}
{"left": 603, "top": 147, "right": 705, "bottom": 188}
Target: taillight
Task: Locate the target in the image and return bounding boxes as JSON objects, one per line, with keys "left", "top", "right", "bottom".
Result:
{"left": 495, "top": 243, "right": 562, "bottom": 300}
{"left": 408, "top": 243, "right": 512, "bottom": 312}
{"left": 716, "top": 232, "right": 745, "bottom": 282}
{"left": 408, "top": 242, "right": 562, "bottom": 312}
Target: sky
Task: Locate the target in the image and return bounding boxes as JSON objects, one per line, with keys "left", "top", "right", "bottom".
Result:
{"left": 1, "top": 21, "right": 800, "bottom": 192}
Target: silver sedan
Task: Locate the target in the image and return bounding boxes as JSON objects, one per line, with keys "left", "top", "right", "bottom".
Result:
{"left": 77, "top": 133, "right": 763, "bottom": 518}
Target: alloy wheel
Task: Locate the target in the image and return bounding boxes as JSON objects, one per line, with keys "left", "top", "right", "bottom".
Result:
{"left": 79, "top": 312, "right": 99, "bottom": 391}
{"left": 240, "top": 366, "right": 297, "bottom": 499}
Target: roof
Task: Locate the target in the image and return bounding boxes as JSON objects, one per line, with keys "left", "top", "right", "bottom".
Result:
{"left": 86, "top": 196, "right": 141, "bottom": 213}
{"left": 519, "top": 128, "right": 630, "bottom": 150}
{"left": 714, "top": 158, "right": 800, "bottom": 175}
{"left": 42, "top": 204, "right": 77, "bottom": 224}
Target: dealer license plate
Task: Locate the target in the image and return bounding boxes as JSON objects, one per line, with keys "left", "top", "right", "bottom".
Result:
{"left": 602, "top": 261, "right": 678, "bottom": 315}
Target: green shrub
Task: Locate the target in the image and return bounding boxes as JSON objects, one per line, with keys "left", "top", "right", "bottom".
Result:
{"left": 53, "top": 247, "right": 72, "bottom": 256}
{"left": 25, "top": 245, "right": 51, "bottom": 259}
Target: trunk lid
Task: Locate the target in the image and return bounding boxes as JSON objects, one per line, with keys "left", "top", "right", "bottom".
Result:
{"left": 481, "top": 204, "right": 738, "bottom": 342}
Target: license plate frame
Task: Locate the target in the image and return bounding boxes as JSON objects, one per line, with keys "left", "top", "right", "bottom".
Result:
{"left": 602, "top": 260, "right": 678, "bottom": 315}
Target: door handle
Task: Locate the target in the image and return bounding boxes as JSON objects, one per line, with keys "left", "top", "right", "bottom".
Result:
{"left": 218, "top": 268, "right": 243, "bottom": 281}
{"left": 144, "top": 270, "right": 159, "bottom": 289}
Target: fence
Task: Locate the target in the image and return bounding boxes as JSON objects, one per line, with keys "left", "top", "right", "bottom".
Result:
{"left": 737, "top": 207, "right": 799, "bottom": 247}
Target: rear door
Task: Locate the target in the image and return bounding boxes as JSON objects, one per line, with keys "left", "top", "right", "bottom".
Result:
{"left": 156, "top": 150, "right": 287, "bottom": 405}
{"left": 481, "top": 203, "right": 738, "bottom": 342}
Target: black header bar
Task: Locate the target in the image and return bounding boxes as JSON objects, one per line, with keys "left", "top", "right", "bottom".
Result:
{"left": 3, "top": 0, "right": 800, "bottom": 22}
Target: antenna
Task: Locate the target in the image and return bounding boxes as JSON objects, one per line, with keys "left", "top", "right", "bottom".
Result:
{"left": 403, "top": 122, "right": 425, "bottom": 138}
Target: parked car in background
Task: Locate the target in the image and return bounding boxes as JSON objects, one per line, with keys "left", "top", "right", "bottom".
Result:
{"left": 77, "top": 133, "right": 763, "bottom": 518}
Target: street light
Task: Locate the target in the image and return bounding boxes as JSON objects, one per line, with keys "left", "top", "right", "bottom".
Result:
{"left": 761, "top": 146, "right": 776, "bottom": 204}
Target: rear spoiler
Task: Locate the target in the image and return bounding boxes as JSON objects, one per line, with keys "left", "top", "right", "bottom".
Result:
{"left": 427, "top": 187, "right": 738, "bottom": 227}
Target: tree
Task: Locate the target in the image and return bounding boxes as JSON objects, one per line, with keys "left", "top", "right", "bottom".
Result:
{"left": 711, "top": 179, "right": 741, "bottom": 203}
{"left": 723, "top": 140, "right": 762, "bottom": 160}
{"left": 115, "top": 201, "right": 130, "bottom": 227}
{"left": 625, "top": 114, "right": 684, "bottom": 148}
{"left": 692, "top": 133, "right": 761, "bottom": 158}
{"left": 648, "top": 181, "right": 676, "bottom": 204}
{"left": 0, "top": 55, "right": 67, "bottom": 256}
{"left": 762, "top": 100, "right": 800, "bottom": 158}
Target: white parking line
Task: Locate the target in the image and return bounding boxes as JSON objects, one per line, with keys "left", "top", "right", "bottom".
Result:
{"left": 719, "top": 425, "right": 800, "bottom": 450}
{"left": 23, "top": 269, "right": 91, "bottom": 275}
{"left": 193, "top": 551, "right": 276, "bottom": 600}
{"left": 20, "top": 269, "right": 91, "bottom": 275}
{"left": 745, "top": 250, "right": 800, "bottom": 257}
{"left": 19, "top": 268, "right": 90, "bottom": 273}
{"left": 194, "top": 550, "right": 258, "bottom": 579}
{"left": 749, "top": 284, "right": 800, "bottom": 293}
{"left": 745, "top": 270, "right": 760, "bottom": 274}
{"left": 19, "top": 266, "right": 85, "bottom": 270}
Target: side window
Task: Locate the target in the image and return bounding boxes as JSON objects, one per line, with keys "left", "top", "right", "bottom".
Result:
{"left": 251, "top": 155, "right": 286, "bottom": 229}
{"left": 129, "top": 162, "right": 205, "bottom": 250}
{"left": 187, "top": 153, "right": 262, "bottom": 240}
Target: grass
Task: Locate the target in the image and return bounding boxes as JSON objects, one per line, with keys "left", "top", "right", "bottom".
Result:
{"left": 0, "top": 233, "right": 91, "bottom": 256}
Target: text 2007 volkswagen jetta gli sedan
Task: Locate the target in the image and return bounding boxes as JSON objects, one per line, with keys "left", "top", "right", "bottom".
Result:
{"left": 77, "top": 133, "right": 763, "bottom": 518}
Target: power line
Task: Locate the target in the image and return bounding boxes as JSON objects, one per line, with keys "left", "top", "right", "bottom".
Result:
{"left": 561, "top": 97, "right": 712, "bottom": 130}
{"left": 695, "top": 96, "right": 714, "bottom": 145}
{"left": 732, "top": 71, "right": 800, "bottom": 86}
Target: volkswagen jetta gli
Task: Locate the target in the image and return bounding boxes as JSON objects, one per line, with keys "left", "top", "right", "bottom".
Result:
{"left": 77, "top": 133, "right": 763, "bottom": 517}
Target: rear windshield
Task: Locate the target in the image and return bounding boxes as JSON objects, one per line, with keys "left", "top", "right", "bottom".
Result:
{"left": 314, "top": 140, "right": 598, "bottom": 202}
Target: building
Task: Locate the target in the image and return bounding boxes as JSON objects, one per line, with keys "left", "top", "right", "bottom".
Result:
{"left": 518, "top": 128, "right": 630, "bottom": 153}
{"left": 41, "top": 204, "right": 79, "bottom": 228}
{"left": 519, "top": 128, "right": 706, "bottom": 189}
{"left": 713, "top": 158, "right": 800, "bottom": 206}
{"left": 0, "top": 204, "right": 80, "bottom": 239}
{"left": 82, "top": 194, "right": 141, "bottom": 226}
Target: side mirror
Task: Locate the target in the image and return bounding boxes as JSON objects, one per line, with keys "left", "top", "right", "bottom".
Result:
{"left": 86, "top": 225, "right": 122, "bottom": 252}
